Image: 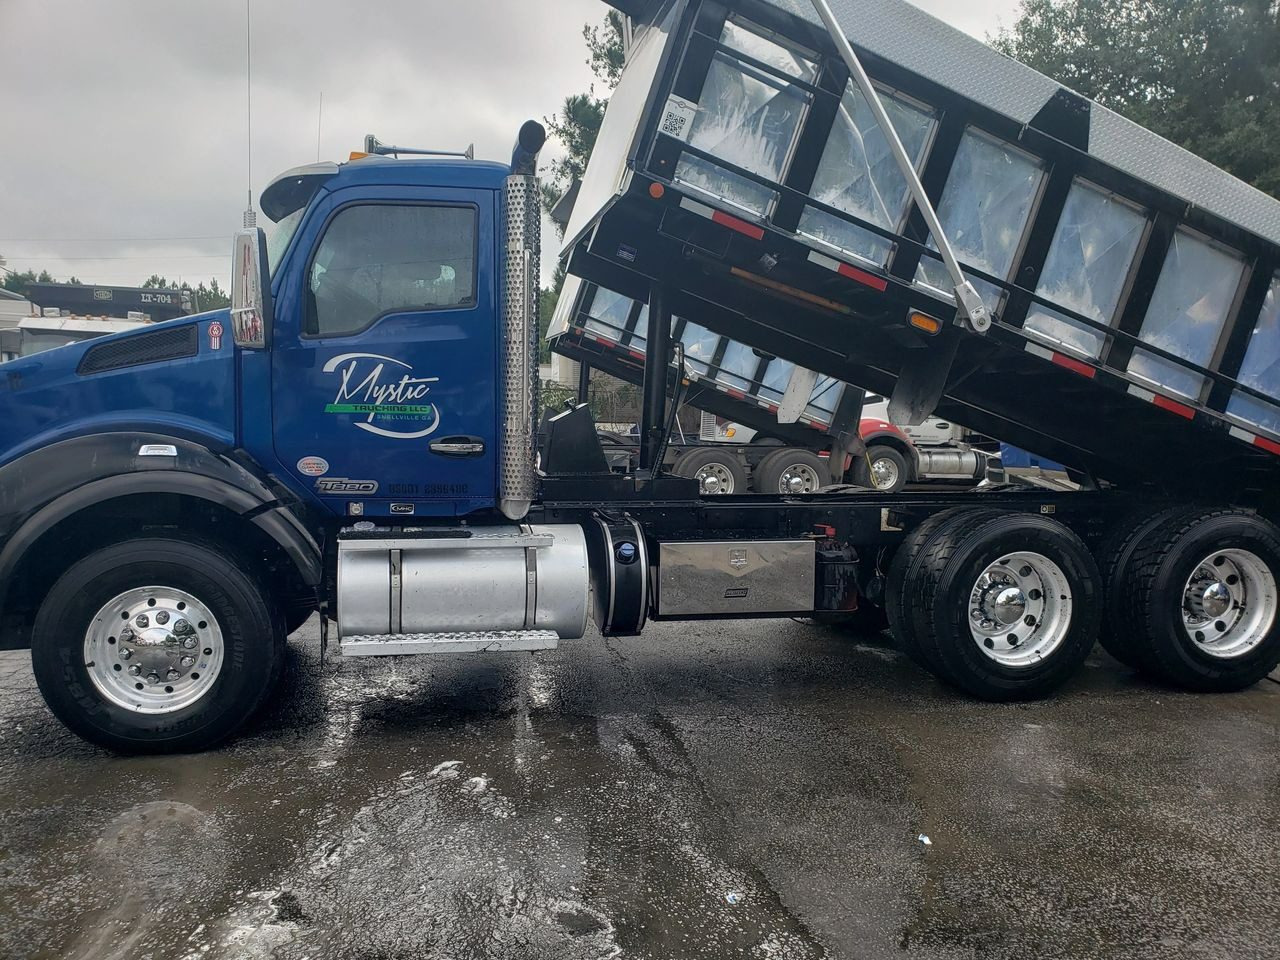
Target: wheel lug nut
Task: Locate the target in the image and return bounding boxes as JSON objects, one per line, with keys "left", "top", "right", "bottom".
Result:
{"left": 182, "top": 637, "right": 197, "bottom": 650}
{"left": 181, "top": 656, "right": 195, "bottom": 668}
{"left": 155, "top": 611, "right": 170, "bottom": 625}
{"left": 119, "top": 647, "right": 132, "bottom": 660}
{"left": 174, "top": 619, "right": 191, "bottom": 634}
{"left": 128, "top": 664, "right": 142, "bottom": 676}
{"left": 135, "top": 614, "right": 149, "bottom": 628}
{"left": 147, "top": 672, "right": 161, "bottom": 685}
{"left": 166, "top": 669, "right": 181, "bottom": 681}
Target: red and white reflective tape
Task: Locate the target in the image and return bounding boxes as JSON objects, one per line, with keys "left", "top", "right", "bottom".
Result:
{"left": 1229, "top": 425, "right": 1280, "bottom": 457}
{"left": 807, "top": 250, "right": 889, "bottom": 293}
{"left": 678, "top": 197, "right": 765, "bottom": 241}
{"left": 1127, "top": 384, "right": 1196, "bottom": 420}
{"left": 1024, "top": 342, "right": 1097, "bottom": 379}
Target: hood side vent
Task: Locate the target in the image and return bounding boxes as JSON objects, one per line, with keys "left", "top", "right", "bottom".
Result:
{"left": 77, "top": 325, "right": 199, "bottom": 376}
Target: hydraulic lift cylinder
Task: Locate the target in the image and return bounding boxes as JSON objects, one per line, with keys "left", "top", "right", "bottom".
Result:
{"left": 639, "top": 284, "right": 673, "bottom": 473}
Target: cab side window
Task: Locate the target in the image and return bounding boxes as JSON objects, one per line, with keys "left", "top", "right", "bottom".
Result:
{"left": 307, "top": 204, "right": 477, "bottom": 337}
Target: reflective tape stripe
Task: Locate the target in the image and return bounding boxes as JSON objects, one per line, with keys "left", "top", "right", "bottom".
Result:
{"left": 1024, "top": 343, "right": 1098, "bottom": 378}
{"left": 807, "top": 250, "right": 889, "bottom": 292}
{"left": 1230, "top": 425, "right": 1280, "bottom": 456}
{"left": 1128, "top": 384, "right": 1195, "bottom": 420}
{"left": 678, "top": 197, "right": 765, "bottom": 240}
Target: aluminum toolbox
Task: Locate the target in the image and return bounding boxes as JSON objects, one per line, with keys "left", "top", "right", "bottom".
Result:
{"left": 565, "top": 0, "right": 1280, "bottom": 501}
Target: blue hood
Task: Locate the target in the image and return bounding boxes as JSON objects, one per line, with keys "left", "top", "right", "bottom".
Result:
{"left": 0, "top": 311, "right": 237, "bottom": 467}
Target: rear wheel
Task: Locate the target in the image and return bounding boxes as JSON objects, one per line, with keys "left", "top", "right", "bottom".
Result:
{"left": 900, "top": 511, "right": 1102, "bottom": 701}
{"left": 1095, "top": 506, "right": 1198, "bottom": 671}
{"left": 32, "top": 538, "right": 285, "bottom": 753}
{"left": 1115, "top": 511, "right": 1280, "bottom": 692}
{"left": 675, "top": 448, "right": 747, "bottom": 496}
{"left": 753, "top": 448, "right": 825, "bottom": 494}
{"left": 886, "top": 508, "right": 1000, "bottom": 673}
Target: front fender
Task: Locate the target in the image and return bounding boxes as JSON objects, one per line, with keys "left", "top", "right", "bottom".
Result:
{"left": 0, "top": 432, "right": 322, "bottom": 616}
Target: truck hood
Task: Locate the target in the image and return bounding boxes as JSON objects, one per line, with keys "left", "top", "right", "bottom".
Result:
{"left": 0, "top": 311, "right": 238, "bottom": 467}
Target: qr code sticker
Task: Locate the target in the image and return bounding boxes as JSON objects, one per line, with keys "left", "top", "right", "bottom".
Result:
{"left": 660, "top": 96, "right": 697, "bottom": 142}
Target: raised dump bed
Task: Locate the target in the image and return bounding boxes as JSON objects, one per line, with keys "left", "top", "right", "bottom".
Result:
{"left": 550, "top": 273, "right": 860, "bottom": 445}
{"left": 562, "top": 0, "right": 1280, "bottom": 502}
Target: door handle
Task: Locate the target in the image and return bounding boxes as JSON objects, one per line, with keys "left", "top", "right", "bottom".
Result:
{"left": 430, "top": 437, "right": 486, "bottom": 458}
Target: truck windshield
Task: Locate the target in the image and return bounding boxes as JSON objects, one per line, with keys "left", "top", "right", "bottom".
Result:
{"left": 266, "top": 206, "right": 306, "bottom": 278}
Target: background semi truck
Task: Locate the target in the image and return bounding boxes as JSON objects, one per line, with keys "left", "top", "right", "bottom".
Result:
{"left": 0, "top": 0, "right": 1277, "bottom": 753}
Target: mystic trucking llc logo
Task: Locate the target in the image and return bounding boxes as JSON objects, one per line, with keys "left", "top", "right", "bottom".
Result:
{"left": 322, "top": 352, "right": 442, "bottom": 440}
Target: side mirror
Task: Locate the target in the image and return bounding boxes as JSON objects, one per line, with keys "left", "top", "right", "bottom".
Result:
{"left": 231, "top": 228, "right": 273, "bottom": 349}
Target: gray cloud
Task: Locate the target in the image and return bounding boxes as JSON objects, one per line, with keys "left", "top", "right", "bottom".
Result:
{"left": 0, "top": 0, "right": 1019, "bottom": 290}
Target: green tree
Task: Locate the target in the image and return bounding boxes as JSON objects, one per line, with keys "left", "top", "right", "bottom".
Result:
{"left": 141, "top": 274, "right": 231, "bottom": 311}
{"left": 539, "top": 12, "right": 627, "bottom": 362}
{"left": 541, "top": 11, "right": 627, "bottom": 231}
{"left": 0, "top": 266, "right": 81, "bottom": 293}
{"left": 993, "top": 0, "right": 1280, "bottom": 197}
{"left": 193, "top": 278, "right": 230, "bottom": 311}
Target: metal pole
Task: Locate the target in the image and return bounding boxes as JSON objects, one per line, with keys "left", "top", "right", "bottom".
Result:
{"left": 639, "top": 284, "right": 673, "bottom": 473}
{"left": 806, "top": 0, "right": 991, "bottom": 333}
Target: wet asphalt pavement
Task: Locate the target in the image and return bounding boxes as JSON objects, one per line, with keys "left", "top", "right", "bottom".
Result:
{"left": 0, "top": 619, "right": 1277, "bottom": 960}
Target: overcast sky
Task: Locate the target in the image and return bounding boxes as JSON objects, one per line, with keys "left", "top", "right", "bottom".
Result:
{"left": 0, "top": 0, "right": 1022, "bottom": 293}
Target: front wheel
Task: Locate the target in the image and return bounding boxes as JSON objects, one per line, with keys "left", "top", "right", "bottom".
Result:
{"left": 32, "top": 538, "right": 285, "bottom": 753}
{"left": 864, "top": 446, "right": 910, "bottom": 493}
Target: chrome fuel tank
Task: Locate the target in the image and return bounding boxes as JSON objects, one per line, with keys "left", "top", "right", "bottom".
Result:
{"left": 337, "top": 524, "right": 590, "bottom": 640}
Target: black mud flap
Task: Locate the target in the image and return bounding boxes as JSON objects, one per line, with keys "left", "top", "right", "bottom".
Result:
{"left": 888, "top": 330, "right": 960, "bottom": 426}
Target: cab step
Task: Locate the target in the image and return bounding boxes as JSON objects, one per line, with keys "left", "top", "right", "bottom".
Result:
{"left": 339, "top": 630, "right": 560, "bottom": 657}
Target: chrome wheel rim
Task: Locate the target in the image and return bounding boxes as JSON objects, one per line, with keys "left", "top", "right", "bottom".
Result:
{"left": 1181, "top": 549, "right": 1277, "bottom": 659}
{"left": 778, "top": 462, "right": 822, "bottom": 494}
{"left": 694, "top": 462, "right": 736, "bottom": 495}
{"left": 968, "top": 552, "right": 1072, "bottom": 667}
{"left": 871, "top": 457, "right": 900, "bottom": 490}
{"left": 84, "top": 586, "right": 225, "bottom": 714}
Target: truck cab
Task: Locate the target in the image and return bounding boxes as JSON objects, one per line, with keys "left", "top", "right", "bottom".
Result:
{"left": 249, "top": 156, "right": 508, "bottom": 519}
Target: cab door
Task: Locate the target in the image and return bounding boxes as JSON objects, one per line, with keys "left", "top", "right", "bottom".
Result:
{"left": 271, "top": 185, "right": 499, "bottom": 517}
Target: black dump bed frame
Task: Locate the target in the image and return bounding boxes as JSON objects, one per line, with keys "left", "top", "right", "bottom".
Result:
{"left": 559, "top": 0, "right": 1280, "bottom": 504}
{"left": 550, "top": 274, "right": 866, "bottom": 451}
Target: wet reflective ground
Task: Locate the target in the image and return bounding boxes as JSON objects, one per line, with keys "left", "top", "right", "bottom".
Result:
{"left": 0, "top": 619, "right": 1277, "bottom": 960}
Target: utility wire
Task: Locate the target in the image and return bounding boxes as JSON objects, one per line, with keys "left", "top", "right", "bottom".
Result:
{"left": 1, "top": 255, "right": 227, "bottom": 262}
{"left": 0, "top": 235, "right": 229, "bottom": 244}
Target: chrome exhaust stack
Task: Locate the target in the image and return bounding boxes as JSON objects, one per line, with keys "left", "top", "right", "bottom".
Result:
{"left": 500, "top": 120, "right": 546, "bottom": 521}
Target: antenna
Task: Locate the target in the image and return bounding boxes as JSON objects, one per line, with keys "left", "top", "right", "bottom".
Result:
{"left": 243, "top": 0, "right": 256, "bottom": 229}
{"left": 316, "top": 92, "right": 324, "bottom": 163}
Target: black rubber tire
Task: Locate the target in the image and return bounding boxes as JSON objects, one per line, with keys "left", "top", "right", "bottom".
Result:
{"left": 864, "top": 445, "right": 910, "bottom": 493}
{"left": 1114, "top": 510, "right": 1280, "bottom": 692}
{"left": 1095, "top": 505, "right": 1199, "bottom": 672}
{"left": 885, "top": 509, "right": 1001, "bottom": 673}
{"left": 902, "top": 511, "right": 1102, "bottom": 701}
{"left": 674, "top": 447, "right": 748, "bottom": 495}
{"left": 31, "top": 538, "right": 285, "bottom": 754}
{"left": 753, "top": 448, "right": 826, "bottom": 494}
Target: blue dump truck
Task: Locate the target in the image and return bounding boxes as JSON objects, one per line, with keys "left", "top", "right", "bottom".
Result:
{"left": 1, "top": 0, "right": 1279, "bottom": 752}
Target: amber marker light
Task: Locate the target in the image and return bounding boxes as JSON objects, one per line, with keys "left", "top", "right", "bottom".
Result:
{"left": 909, "top": 312, "right": 943, "bottom": 335}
